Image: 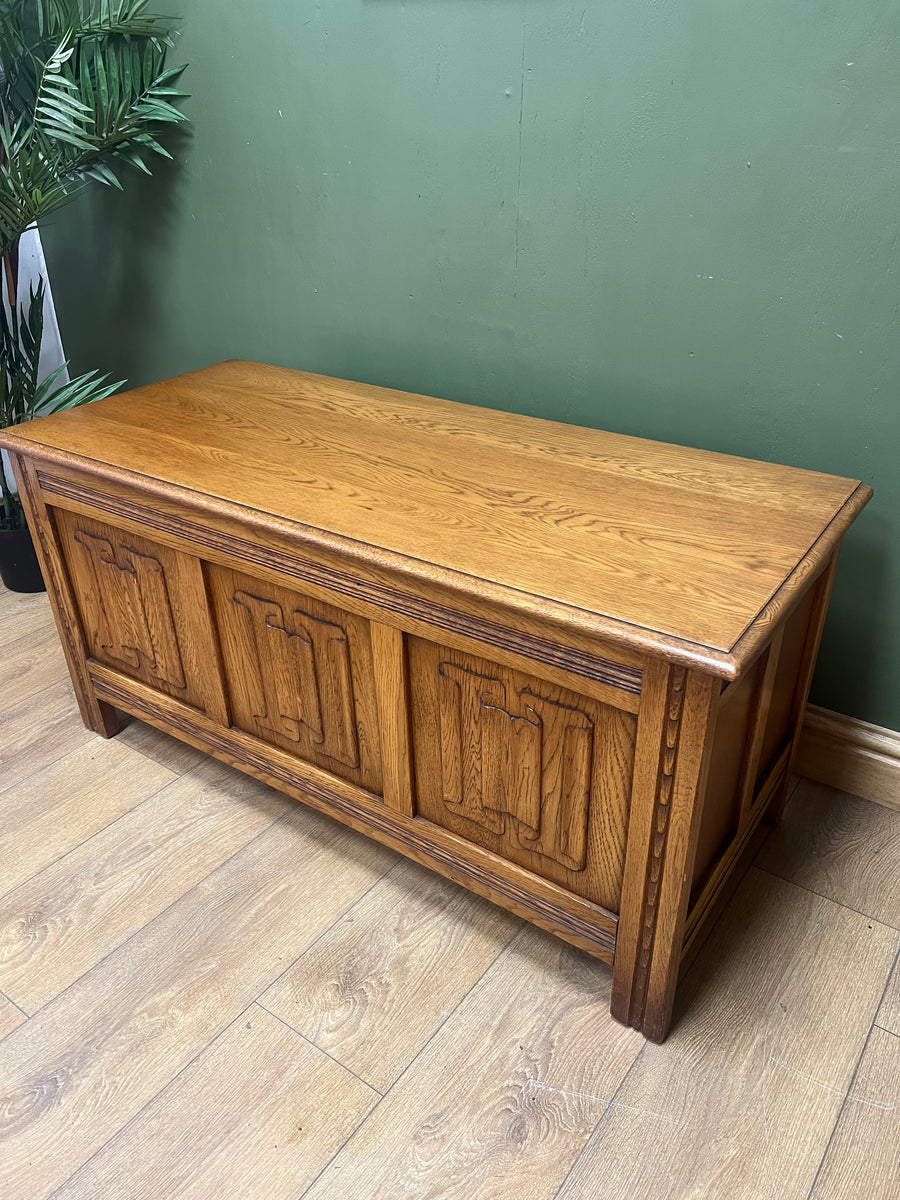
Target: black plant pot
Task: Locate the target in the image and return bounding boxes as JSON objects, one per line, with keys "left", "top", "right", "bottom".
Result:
{"left": 0, "top": 522, "right": 46, "bottom": 592}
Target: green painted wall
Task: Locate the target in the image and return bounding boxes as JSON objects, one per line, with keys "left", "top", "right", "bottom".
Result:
{"left": 42, "top": 0, "right": 900, "bottom": 728}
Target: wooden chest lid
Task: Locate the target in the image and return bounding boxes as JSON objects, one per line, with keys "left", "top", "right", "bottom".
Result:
{"left": 0, "top": 359, "right": 870, "bottom": 677}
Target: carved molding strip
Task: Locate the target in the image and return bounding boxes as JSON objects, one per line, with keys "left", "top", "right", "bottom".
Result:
{"left": 73, "top": 528, "right": 186, "bottom": 689}
{"left": 438, "top": 661, "right": 593, "bottom": 871}
{"left": 629, "top": 664, "right": 688, "bottom": 1023}
{"left": 39, "top": 472, "right": 643, "bottom": 697}
{"left": 90, "top": 669, "right": 618, "bottom": 960}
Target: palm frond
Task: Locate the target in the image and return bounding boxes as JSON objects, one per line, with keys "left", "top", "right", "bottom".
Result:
{"left": 0, "top": 0, "right": 188, "bottom": 513}
{"left": 35, "top": 33, "right": 97, "bottom": 151}
{"left": 0, "top": 0, "right": 188, "bottom": 252}
{"left": 35, "top": 366, "right": 123, "bottom": 413}
{"left": 0, "top": 283, "right": 124, "bottom": 426}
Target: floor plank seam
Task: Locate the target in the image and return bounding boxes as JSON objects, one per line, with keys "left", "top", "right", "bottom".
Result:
{"left": 290, "top": 1073, "right": 385, "bottom": 1200}
{"left": 0, "top": 1023, "right": 23, "bottom": 1047}
{"left": 0, "top": 764, "right": 184, "bottom": 912}
{"left": 802, "top": 1019, "right": 878, "bottom": 1200}
{"left": 294, "top": 922, "right": 523, "bottom": 1200}
{"left": 250, "top": 859, "right": 401, "bottom": 1009}
{"left": 254, "top": 1001, "right": 382, "bottom": 1096}
{"left": 753, "top": 865, "right": 900, "bottom": 932}
{"left": 0, "top": 682, "right": 98, "bottom": 796}
{"left": 23, "top": 808, "right": 295, "bottom": 1022}
{"left": 549, "top": 1038, "right": 649, "bottom": 1200}
{"left": 45, "top": 1001, "right": 263, "bottom": 1200}
{"left": 871, "top": 945, "right": 900, "bottom": 1043}
{"left": 802, "top": 944, "right": 899, "bottom": 1200}
{"left": 0, "top": 988, "right": 28, "bottom": 1020}
{"left": 369, "top": 921, "right": 525, "bottom": 1101}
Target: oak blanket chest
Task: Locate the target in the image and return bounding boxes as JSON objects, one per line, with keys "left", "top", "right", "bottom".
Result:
{"left": 0, "top": 360, "right": 871, "bottom": 1041}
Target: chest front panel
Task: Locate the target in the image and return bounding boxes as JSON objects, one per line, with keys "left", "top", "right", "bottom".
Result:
{"left": 407, "top": 635, "right": 638, "bottom": 912}
{"left": 54, "top": 507, "right": 217, "bottom": 714}
{"left": 206, "top": 563, "right": 384, "bottom": 795}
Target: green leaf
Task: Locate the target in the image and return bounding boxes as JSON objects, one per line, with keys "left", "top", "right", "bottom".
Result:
{"left": 94, "top": 43, "right": 109, "bottom": 120}
{"left": 38, "top": 124, "right": 95, "bottom": 151}
{"left": 37, "top": 94, "right": 92, "bottom": 122}
{"left": 112, "top": 141, "right": 151, "bottom": 173}
{"left": 39, "top": 369, "right": 124, "bottom": 414}
{"left": 133, "top": 131, "right": 171, "bottom": 157}
{"left": 152, "top": 63, "right": 187, "bottom": 87}
{"left": 107, "top": 36, "right": 120, "bottom": 105}
{"left": 76, "top": 36, "right": 92, "bottom": 103}
{"left": 120, "top": 39, "right": 133, "bottom": 96}
{"left": 130, "top": 39, "right": 143, "bottom": 97}
{"left": 85, "top": 160, "right": 122, "bottom": 187}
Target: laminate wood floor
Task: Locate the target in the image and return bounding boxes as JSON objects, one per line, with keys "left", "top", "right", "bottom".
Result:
{"left": 1, "top": 586, "right": 897, "bottom": 1200}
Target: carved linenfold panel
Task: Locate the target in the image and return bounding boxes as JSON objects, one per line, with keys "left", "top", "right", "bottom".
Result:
{"left": 53, "top": 505, "right": 223, "bottom": 714}
{"left": 71, "top": 528, "right": 186, "bottom": 689}
{"left": 232, "top": 589, "right": 358, "bottom": 769}
{"left": 517, "top": 688, "right": 594, "bottom": 865}
{"left": 206, "top": 563, "right": 383, "bottom": 794}
{"left": 410, "top": 636, "right": 636, "bottom": 909}
{"left": 437, "top": 660, "right": 593, "bottom": 871}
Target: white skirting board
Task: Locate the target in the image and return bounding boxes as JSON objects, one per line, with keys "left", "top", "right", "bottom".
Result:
{"left": 797, "top": 705, "right": 900, "bottom": 811}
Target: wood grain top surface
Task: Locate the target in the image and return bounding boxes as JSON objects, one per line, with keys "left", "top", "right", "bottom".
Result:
{"left": 0, "top": 359, "right": 869, "bottom": 659}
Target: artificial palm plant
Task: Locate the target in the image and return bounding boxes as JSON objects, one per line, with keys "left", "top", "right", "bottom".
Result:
{"left": 0, "top": 0, "right": 187, "bottom": 534}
